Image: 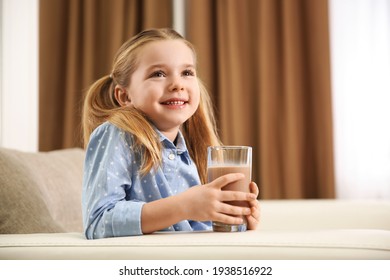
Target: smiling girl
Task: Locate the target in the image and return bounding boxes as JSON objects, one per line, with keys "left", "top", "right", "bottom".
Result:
{"left": 81, "top": 28, "right": 259, "bottom": 239}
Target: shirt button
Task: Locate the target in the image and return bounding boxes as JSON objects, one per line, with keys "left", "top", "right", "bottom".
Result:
{"left": 168, "top": 153, "right": 175, "bottom": 160}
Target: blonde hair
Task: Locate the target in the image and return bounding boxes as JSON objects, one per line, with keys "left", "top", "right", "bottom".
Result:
{"left": 82, "top": 28, "right": 221, "bottom": 183}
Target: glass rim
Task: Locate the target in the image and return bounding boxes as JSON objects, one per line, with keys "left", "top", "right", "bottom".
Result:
{"left": 208, "top": 146, "right": 252, "bottom": 150}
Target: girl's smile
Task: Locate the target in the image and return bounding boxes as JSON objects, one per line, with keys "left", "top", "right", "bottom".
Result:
{"left": 160, "top": 98, "right": 188, "bottom": 108}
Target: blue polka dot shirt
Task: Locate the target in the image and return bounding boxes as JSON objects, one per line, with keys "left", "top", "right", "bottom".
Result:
{"left": 82, "top": 122, "right": 211, "bottom": 239}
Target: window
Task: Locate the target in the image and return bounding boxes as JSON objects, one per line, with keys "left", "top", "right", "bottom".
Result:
{"left": 330, "top": 0, "right": 390, "bottom": 199}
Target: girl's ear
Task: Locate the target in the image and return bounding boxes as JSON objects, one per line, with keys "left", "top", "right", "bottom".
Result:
{"left": 114, "top": 86, "right": 131, "bottom": 107}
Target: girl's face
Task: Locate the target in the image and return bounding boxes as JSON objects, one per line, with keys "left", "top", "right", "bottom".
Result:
{"left": 125, "top": 39, "right": 200, "bottom": 141}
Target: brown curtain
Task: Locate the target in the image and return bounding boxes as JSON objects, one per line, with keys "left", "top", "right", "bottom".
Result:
{"left": 39, "top": 0, "right": 172, "bottom": 150}
{"left": 187, "top": 0, "right": 335, "bottom": 199}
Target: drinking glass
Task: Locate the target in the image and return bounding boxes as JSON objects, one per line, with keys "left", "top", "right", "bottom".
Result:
{"left": 207, "top": 146, "right": 252, "bottom": 232}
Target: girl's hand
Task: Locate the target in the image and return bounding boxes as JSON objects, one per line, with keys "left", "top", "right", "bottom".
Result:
{"left": 246, "top": 182, "right": 260, "bottom": 230}
{"left": 179, "top": 173, "right": 257, "bottom": 226}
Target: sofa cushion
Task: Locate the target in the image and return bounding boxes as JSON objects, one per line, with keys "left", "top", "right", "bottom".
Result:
{"left": 0, "top": 148, "right": 85, "bottom": 233}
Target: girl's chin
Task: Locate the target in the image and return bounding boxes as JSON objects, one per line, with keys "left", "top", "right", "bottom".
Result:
{"left": 151, "top": 114, "right": 193, "bottom": 128}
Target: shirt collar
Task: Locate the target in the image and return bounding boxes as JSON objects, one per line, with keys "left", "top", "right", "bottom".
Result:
{"left": 153, "top": 127, "right": 192, "bottom": 165}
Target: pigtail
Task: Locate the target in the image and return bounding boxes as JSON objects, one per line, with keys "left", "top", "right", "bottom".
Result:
{"left": 108, "top": 108, "right": 162, "bottom": 176}
{"left": 82, "top": 75, "right": 118, "bottom": 147}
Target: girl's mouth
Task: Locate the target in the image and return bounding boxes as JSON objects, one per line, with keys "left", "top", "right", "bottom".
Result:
{"left": 162, "top": 100, "right": 186, "bottom": 105}
{"left": 160, "top": 99, "right": 188, "bottom": 108}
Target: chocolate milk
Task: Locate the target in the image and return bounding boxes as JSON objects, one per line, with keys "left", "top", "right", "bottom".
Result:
{"left": 207, "top": 165, "right": 251, "bottom": 208}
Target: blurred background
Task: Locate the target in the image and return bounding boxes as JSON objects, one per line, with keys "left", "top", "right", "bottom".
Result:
{"left": 1, "top": 0, "right": 389, "bottom": 200}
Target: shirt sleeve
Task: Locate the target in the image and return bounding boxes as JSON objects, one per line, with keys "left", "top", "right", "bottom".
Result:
{"left": 82, "top": 122, "right": 145, "bottom": 239}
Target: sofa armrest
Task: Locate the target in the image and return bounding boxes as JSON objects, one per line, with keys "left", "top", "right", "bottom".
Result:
{"left": 260, "top": 199, "right": 390, "bottom": 230}
{"left": 1, "top": 229, "right": 389, "bottom": 260}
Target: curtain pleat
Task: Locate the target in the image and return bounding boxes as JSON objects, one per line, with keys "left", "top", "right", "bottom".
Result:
{"left": 187, "top": 0, "right": 335, "bottom": 199}
{"left": 39, "top": 0, "right": 172, "bottom": 150}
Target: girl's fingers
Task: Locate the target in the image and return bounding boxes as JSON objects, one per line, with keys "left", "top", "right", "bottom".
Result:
{"left": 217, "top": 201, "right": 251, "bottom": 216}
{"left": 249, "top": 197, "right": 259, "bottom": 208}
{"left": 209, "top": 173, "right": 245, "bottom": 189}
{"left": 246, "top": 213, "right": 260, "bottom": 230}
{"left": 206, "top": 178, "right": 261, "bottom": 229}
{"left": 250, "top": 205, "right": 260, "bottom": 220}
{"left": 250, "top": 182, "right": 259, "bottom": 196}
{"left": 212, "top": 212, "right": 245, "bottom": 225}
{"left": 219, "top": 190, "right": 257, "bottom": 202}
{"left": 246, "top": 204, "right": 261, "bottom": 230}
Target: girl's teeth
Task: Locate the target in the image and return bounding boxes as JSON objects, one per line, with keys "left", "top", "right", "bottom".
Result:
{"left": 166, "top": 101, "right": 184, "bottom": 105}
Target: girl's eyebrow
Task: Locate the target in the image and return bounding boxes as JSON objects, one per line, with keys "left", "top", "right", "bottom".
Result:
{"left": 182, "top": 63, "right": 195, "bottom": 68}
{"left": 146, "top": 63, "right": 195, "bottom": 71}
{"left": 146, "top": 64, "right": 165, "bottom": 70}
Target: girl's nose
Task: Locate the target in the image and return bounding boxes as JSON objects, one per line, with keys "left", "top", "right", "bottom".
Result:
{"left": 168, "top": 77, "right": 184, "bottom": 92}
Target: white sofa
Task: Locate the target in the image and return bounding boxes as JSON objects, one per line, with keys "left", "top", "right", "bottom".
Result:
{"left": 0, "top": 147, "right": 389, "bottom": 259}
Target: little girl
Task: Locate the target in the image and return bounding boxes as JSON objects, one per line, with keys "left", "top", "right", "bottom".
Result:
{"left": 82, "top": 28, "right": 259, "bottom": 239}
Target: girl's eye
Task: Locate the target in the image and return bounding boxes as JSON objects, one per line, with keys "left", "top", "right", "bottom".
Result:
{"left": 182, "top": 69, "right": 195, "bottom": 76}
{"left": 150, "top": 70, "right": 165, "bottom": 78}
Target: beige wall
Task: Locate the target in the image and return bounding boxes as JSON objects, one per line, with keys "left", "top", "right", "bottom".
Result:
{"left": 0, "top": 0, "right": 38, "bottom": 152}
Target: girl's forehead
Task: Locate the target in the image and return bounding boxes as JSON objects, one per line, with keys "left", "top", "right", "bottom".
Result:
{"left": 143, "top": 39, "right": 190, "bottom": 50}
{"left": 137, "top": 39, "right": 195, "bottom": 64}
